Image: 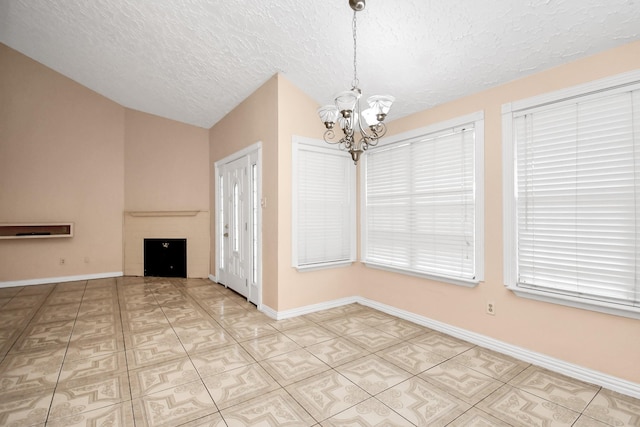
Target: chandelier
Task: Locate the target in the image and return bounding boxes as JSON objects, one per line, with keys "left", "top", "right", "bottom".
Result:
{"left": 317, "top": 0, "right": 394, "bottom": 165}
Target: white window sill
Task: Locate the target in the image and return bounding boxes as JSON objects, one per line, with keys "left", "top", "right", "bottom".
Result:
{"left": 295, "top": 260, "right": 353, "bottom": 272}
{"left": 507, "top": 284, "right": 640, "bottom": 320}
{"left": 363, "top": 262, "right": 480, "bottom": 288}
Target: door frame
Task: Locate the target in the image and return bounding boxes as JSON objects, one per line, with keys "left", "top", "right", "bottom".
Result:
{"left": 214, "top": 141, "right": 263, "bottom": 307}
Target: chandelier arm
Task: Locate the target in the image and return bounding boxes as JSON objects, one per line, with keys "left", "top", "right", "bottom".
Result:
{"left": 355, "top": 100, "right": 372, "bottom": 139}
{"left": 360, "top": 122, "right": 387, "bottom": 151}
{"left": 368, "top": 123, "right": 387, "bottom": 147}
{"left": 371, "top": 122, "right": 387, "bottom": 140}
{"left": 323, "top": 130, "right": 358, "bottom": 156}
{"left": 322, "top": 129, "right": 341, "bottom": 145}
{"left": 343, "top": 134, "right": 355, "bottom": 151}
{"left": 345, "top": 115, "right": 355, "bottom": 140}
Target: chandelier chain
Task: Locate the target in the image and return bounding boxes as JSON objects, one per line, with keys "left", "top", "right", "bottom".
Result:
{"left": 352, "top": 10, "right": 359, "bottom": 89}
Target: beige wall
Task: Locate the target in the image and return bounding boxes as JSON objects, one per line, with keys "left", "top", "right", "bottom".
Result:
{"left": 124, "top": 109, "right": 209, "bottom": 212}
{"left": 0, "top": 43, "right": 125, "bottom": 281}
{"left": 209, "top": 76, "right": 279, "bottom": 307}
{"left": 358, "top": 40, "right": 640, "bottom": 383}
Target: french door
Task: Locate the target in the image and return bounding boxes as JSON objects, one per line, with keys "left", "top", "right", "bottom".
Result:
{"left": 216, "top": 145, "right": 261, "bottom": 305}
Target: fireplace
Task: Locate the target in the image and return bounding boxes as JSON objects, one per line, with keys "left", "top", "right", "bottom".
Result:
{"left": 144, "top": 238, "right": 187, "bottom": 278}
{"left": 123, "top": 211, "right": 209, "bottom": 278}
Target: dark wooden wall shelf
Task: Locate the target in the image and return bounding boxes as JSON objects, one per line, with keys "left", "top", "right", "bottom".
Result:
{"left": 0, "top": 223, "right": 74, "bottom": 239}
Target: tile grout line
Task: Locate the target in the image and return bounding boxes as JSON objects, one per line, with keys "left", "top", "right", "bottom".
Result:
{"left": 302, "top": 323, "right": 523, "bottom": 426}
{"left": 43, "top": 280, "right": 88, "bottom": 426}
{"left": 182, "top": 281, "right": 304, "bottom": 425}
{"left": 153, "top": 281, "right": 225, "bottom": 418}
{"left": 0, "top": 285, "right": 56, "bottom": 363}
{"left": 115, "top": 277, "right": 140, "bottom": 427}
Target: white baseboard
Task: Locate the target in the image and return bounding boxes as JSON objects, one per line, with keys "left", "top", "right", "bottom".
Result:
{"left": 261, "top": 296, "right": 360, "bottom": 320}
{"left": 265, "top": 295, "right": 640, "bottom": 399}
{"left": 358, "top": 298, "right": 640, "bottom": 399}
{"left": 260, "top": 304, "right": 278, "bottom": 319}
{"left": 208, "top": 274, "right": 218, "bottom": 283}
{"left": 0, "top": 272, "right": 124, "bottom": 288}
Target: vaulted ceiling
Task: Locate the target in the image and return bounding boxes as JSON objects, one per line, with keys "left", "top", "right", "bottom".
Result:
{"left": 1, "top": 0, "right": 639, "bottom": 129}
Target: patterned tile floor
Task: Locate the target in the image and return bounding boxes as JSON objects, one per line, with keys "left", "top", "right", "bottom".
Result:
{"left": 0, "top": 276, "right": 638, "bottom": 426}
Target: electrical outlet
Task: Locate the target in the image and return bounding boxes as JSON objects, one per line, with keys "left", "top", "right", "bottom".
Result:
{"left": 59, "top": 258, "right": 66, "bottom": 265}
{"left": 486, "top": 301, "right": 496, "bottom": 315}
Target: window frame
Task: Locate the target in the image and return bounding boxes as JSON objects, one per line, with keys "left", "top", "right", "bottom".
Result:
{"left": 291, "top": 136, "right": 357, "bottom": 271}
{"left": 502, "top": 70, "right": 640, "bottom": 320}
{"left": 361, "top": 111, "right": 485, "bottom": 286}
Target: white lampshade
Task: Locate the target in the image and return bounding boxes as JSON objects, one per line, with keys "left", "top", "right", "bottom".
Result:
{"left": 361, "top": 107, "right": 379, "bottom": 127}
{"left": 335, "top": 90, "right": 360, "bottom": 113}
{"left": 317, "top": 105, "right": 339, "bottom": 124}
{"left": 367, "top": 95, "right": 395, "bottom": 116}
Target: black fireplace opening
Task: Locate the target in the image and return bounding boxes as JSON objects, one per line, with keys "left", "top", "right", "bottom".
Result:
{"left": 144, "top": 238, "right": 187, "bottom": 278}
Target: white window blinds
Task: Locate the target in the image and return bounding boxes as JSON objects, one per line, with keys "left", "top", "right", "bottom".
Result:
{"left": 363, "top": 118, "right": 483, "bottom": 284}
{"left": 513, "top": 88, "right": 640, "bottom": 307}
{"left": 292, "top": 139, "right": 355, "bottom": 269}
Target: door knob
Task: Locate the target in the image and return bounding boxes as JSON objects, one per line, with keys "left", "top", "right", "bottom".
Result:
{"left": 223, "top": 233, "right": 229, "bottom": 237}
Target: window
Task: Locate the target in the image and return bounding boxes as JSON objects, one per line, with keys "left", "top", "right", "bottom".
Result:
{"left": 362, "top": 112, "right": 485, "bottom": 285}
{"left": 292, "top": 136, "right": 356, "bottom": 270}
{"left": 251, "top": 163, "right": 258, "bottom": 285}
{"left": 503, "top": 71, "right": 640, "bottom": 318}
{"left": 219, "top": 175, "right": 225, "bottom": 271}
{"left": 233, "top": 182, "right": 239, "bottom": 252}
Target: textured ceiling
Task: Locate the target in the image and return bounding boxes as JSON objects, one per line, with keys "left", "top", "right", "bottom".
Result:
{"left": 1, "top": 0, "right": 639, "bottom": 129}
